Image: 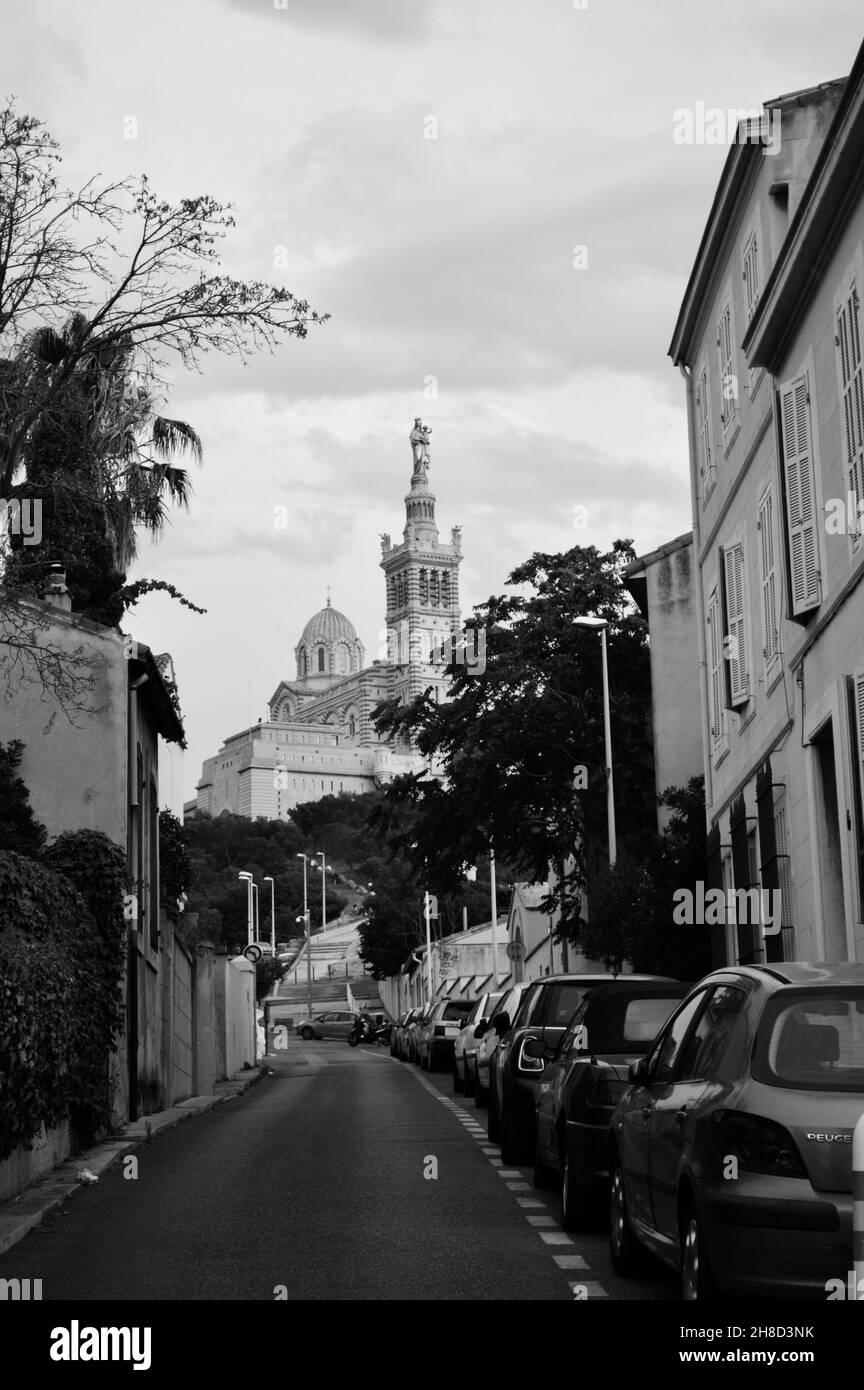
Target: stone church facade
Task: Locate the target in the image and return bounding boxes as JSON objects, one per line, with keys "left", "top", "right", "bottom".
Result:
{"left": 193, "top": 422, "right": 463, "bottom": 819}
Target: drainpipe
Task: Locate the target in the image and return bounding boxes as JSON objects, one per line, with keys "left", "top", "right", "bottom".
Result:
{"left": 679, "top": 363, "right": 714, "bottom": 818}
{"left": 127, "top": 669, "right": 148, "bottom": 1122}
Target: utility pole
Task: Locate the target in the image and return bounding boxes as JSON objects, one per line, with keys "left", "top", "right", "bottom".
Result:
{"left": 424, "top": 889, "right": 432, "bottom": 1001}
{"left": 490, "top": 841, "right": 499, "bottom": 987}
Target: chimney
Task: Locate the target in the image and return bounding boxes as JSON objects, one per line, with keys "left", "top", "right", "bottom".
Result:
{"left": 40, "top": 563, "right": 72, "bottom": 613}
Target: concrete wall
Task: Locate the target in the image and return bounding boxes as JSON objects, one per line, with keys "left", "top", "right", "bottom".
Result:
{"left": 644, "top": 542, "right": 702, "bottom": 813}
{"left": 0, "top": 1121, "right": 71, "bottom": 1204}
{"left": 224, "top": 957, "right": 256, "bottom": 1077}
{"left": 0, "top": 599, "right": 127, "bottom": 843}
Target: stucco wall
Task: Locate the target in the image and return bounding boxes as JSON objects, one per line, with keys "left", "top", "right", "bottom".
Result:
{"left": 0, "top": 600, "right": 127, "bottom": 844}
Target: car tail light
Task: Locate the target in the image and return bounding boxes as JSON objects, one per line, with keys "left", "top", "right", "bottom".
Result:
{"left": 712, "top": 1111, "right": 806, "bottom": 1178}
{"left": 517, "top": 1038, "right": 544, "bottom": 1072}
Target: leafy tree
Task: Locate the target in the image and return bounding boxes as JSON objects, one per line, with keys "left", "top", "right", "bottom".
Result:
{"left": 575, "top": 777, "right": 711, "bottom": 979}
{"left": 374, "top": 541, "right": 655, "bottom": 950}
{"left": 0, "top": 739, "right": 47, "bottom": 856}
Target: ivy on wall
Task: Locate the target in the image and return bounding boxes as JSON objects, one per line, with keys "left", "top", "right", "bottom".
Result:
{"left": 0, "top": 747, "right": 128, "bottom": 1161}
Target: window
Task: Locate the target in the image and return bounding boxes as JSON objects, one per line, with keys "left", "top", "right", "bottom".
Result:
{"left": 646, "top": 990, "right": 710, "bottom": 1084}
{"left": 696, "top": 364, "right": 714, "bottom": 495}
{"left": 758, "top": 485, "right": 780, "bottom": 671}
{"left": 717, "top": 302, "right": 737, "bottom": 433}
{"left": 742, "top": 229, "right": 761, "bottom": 323}
{"left": 678, "top": 985, "right": 748, "bottom": 1080}
{"left": 753, "top": 990, "right": 864, "bottom": 1091}
{"left": 706, "top": 587, "right": 727, "bottom": 752}
{"left": 779, "top": 374, "right": 821, "bottom": 615}
{"left": 430, "top": 569, "right": 440, "bottom": 606}
{"left": 836, "top": 278, "right": 864, "bottom": 546}
{"left": 317, "top": 647, "right": 326, "bottom": 673}
{"left": 442, "top": 572, "right": 450, "bottom": 606}
{"left": 721, "top": 541, "right": 749, "bottom": 705}
{"left": 419, "top": 569, "right": 428, "bottom": 603}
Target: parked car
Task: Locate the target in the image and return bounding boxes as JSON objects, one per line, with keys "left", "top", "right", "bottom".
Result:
{"left": 453, "top": 992, "right": 504, "bottom": 1095}
{"left": 609, "top": 962, "right": 864, "bottom": 1300}
{"left": 533, "top": 980, "right": 689, "bottom": 1226}
{"left": 474, "top": 983, "right": 531, "bottom": 1109}
{"left": 405, "top": 1004, "right": 432, "bottom": 1063}
{"left": 417, "top": 998, "right": 473, "bottom": 1072}
{"left": 488, "top": 973, "right": 674, "bottom": 1160}
{"left": 390, "top": 1010, "right": 412, "bottom": 1056}
{"left": 295, "top": 1010, "right": 356, "bottom": 1040}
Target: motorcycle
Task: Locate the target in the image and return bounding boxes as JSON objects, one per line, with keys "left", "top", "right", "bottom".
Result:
{"left": 348, "top": 1018, "right": 392, "bottom": 1047}
{"left": 348, "top": 1017, "right": 377, "bottom": 1046}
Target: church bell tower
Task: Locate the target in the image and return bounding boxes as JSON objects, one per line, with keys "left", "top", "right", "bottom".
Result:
{"left": 379, "top": 419, "right": 462, "bottom": 712}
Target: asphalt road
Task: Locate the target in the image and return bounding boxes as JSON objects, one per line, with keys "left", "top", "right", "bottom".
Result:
{"left": 0, "top": 1039, "right": 675, "bottom": 1301}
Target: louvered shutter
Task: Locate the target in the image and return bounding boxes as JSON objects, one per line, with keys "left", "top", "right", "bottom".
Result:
{"left": 707, "top": 591, "right": 724, "bottom": 742}
{"left": 723, "top": 543, "right": 749, "bottom": 704}
{"left": 837, "top": 284, "right": 864, "bottom": 538}
{"left": 758, "top": 489, "right": 779, "bottom": 664}
{"left": 780, "top": 376, "right": 820, "bottom": 614}
{"left": 854, "top": 670, "right": 864, "bottom": 833}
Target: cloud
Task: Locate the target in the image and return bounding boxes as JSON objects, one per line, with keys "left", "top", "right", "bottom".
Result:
{"left": 224, "top": 0, "right": 439, "bottom": 42}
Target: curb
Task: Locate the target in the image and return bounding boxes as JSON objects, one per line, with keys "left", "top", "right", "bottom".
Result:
{"left": 0, "top": 1063, "right": 269, "bottom": 1259}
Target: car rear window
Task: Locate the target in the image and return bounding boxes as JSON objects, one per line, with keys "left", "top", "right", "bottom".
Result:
{"left": 620, "top": 996, "right": 683, "bottom": 1045}
{"left": 544, "top": 983, "right": 592, "bottom": 1027}
{"left": 753, "top": 989, "right": 864, "bottom": 1092}
{"left": 483, "top": 992, "right": 504, "bottom": 1018}
{"left": 441, "top": 1002, "right": 470, "bottom": 1021}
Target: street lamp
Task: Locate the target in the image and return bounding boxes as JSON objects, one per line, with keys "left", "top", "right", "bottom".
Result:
{"left": 238, "top": 872, "right": 253, "bottom": 947}
{"left": 263, "top": 876, "right": 276, "bottom": 957}
{"left": 296, "top": 854, "right": 312, "bottom": 1020}
{"left": 252, "top": 882, "right": 260, "bottom": 944}
{"left": 316, "top": 851, "right": 327, "bottom": 929}
{"left": 574, "top": 615, "right": 617, "bottom": 868}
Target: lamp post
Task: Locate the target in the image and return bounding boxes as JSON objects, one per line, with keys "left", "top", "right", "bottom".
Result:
{"left": 296, "top": 854, "right": 312, "bottom": 1020}
{"left": 316, "top": 850, "right": 327, "bottom": 929}
{"left": 252, "top": 882, "right": 260, "bottom": 944}
{"left": 238, "top": 872, "right": 253, "bottom": 947}
{"left": 574, "top": 615, "right": 617, "bottom": 868}
{"left": 263, "top": 876, "right": 276, "bottom": 957}
{"left": 489, "top": 841, "right": 500, "bottom": 987}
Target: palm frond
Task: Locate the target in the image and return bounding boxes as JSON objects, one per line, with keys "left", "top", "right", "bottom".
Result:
{"left": 152, "top": 416, "right": 203, "bottom": 464}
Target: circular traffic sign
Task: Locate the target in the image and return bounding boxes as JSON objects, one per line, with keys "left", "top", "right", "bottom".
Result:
{"left": 243, "top": 944, "right": 263, "bottom": 963}
{"left": 505, "top": 941, "right": 525, "bottom": 961}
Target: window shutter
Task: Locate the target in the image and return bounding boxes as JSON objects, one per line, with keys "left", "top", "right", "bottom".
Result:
{"left": 723, "top": 542, "right": 749, "bottom": 704}
{"left": 836, "top": 283, "right": 864, "bottom": 538}
{"left": 697, "top": 366, "right": 713, "bottom": 486}
{"left": 718, "top": 305, "right": 735, "bottom": 428}
{"left": 854, "top": 670, "right": 864, "bottom": 833}
{"left": 707, "top": 590, "right": 725, "bottom": 743}
{"left": 743, "top": 232, "right": 760, "bottom": 322}
{"left": 758, "top": 489, "right": 779, "bottom": 664}
{"left": 779, "top": 375, "right": 820, "bottom": 614}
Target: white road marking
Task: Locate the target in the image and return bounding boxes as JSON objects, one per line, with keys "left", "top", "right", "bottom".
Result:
{"left": 553, "top": 1254, "right": 589, "bottom": 1270}
{"left": 539, "top": 1231, "right": 574, "bottom": 1245}
{"left": 526, "top": 1215, "right": 557, "bottom": 1227}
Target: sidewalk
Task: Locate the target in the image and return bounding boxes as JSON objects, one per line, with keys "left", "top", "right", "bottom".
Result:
{"left": 0, "top": 1064, "right": 269, "bottom": 1258}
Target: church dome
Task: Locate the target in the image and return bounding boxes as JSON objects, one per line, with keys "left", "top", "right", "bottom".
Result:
{"left": 300, "top": 599, "right": 358, "bottom": 647}
{"left": 295, "top": 597, "right": 365, "bottom": 687}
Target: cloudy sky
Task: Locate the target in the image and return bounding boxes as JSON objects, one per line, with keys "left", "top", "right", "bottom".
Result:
{"left": 4, "top": 0, "right": 862, "bottom": 800}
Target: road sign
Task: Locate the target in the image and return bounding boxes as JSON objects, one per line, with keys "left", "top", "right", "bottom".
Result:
{"left": 505, "top": 940, "right": 525, "bottom": 962}
{"left": 243, "top": 944, "right": 263, "bottom": 963}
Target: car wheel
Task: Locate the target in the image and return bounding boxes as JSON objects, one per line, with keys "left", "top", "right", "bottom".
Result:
{"left": 300, "top": 1026, "right": 314, "bottom": 1040}
{"left": 560, "top": 1140, "right": 591, "bottom": 1231}
{"left": 533, "top": 1136, "right": 557, "bottom": 1191}
{"left": 487, "top": 1090, "right": 501, "bottom": 1142}
{"left": 464, "top": 1063, "right": 475, "bottom": 1098}
{"left": 475, "top": 1073, "right": 488, "bottom": 1109}
{"left": 609, "top": 1152, "right": 644, "bottom": 1276}
{"left": 680, "top": 1201, "right": 719, "bottom": 1301}
{"left": 453, "top": 1063, "right": 464, "bottom": 1094}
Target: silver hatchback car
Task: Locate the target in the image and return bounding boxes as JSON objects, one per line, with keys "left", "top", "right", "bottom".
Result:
{"left": 609, "top": 962, "right": 864, "bottom": 1300}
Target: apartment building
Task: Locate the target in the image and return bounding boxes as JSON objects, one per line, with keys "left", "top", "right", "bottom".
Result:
{"left": 670, "top": 48, "right": 864, "bottom": 967}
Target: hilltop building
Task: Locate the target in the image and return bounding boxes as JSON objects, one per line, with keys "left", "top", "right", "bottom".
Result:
{"left": 194, "top": 421, "right": 463, "bottom": 818}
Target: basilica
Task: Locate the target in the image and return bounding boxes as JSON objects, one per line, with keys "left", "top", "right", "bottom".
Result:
{"left": 193, "top": 421, "right": 464, "bottom": 819}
